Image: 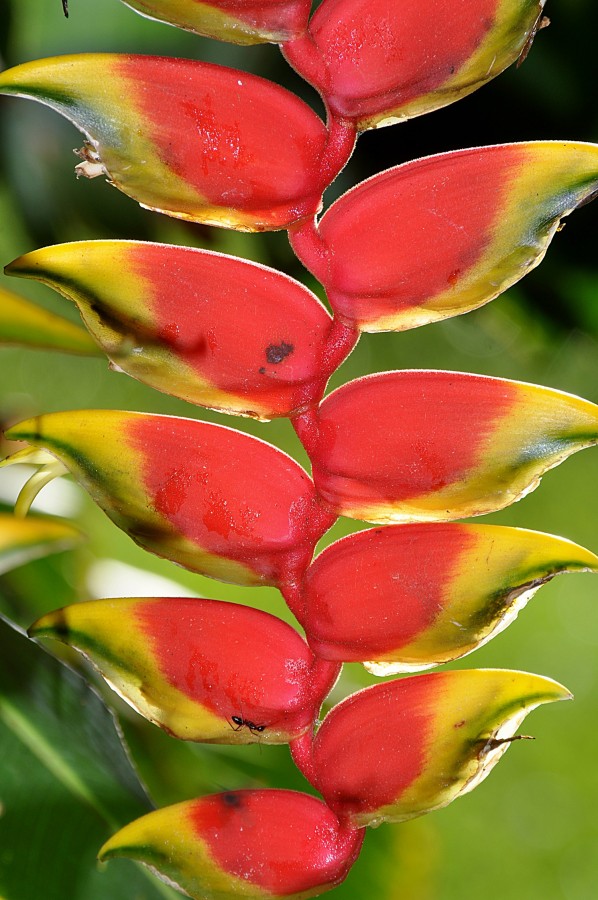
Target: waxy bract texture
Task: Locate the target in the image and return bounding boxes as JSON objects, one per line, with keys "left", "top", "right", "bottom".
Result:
{"left": 302, "top": 371, "right": 598, "bottom": 522}
{"left": 5, "top": 410, "right": 332, "bottom": 586}
{"left": 297, "top": 524, "right": 598, "bottom": 673}
{"left": 292, "top": 669, "right": 571, "bottom": 827}
{"left": 100, "top": 790, "right": 364, "bottom": 899}
{"left": 291, "top": 142, "right": 598, "bottom": 332}
{"left": 6, "top": 240, "right": 352, "bottom": 419}
{"left": 120, "top": 0, "right": 312, "bottom": 43}
{"left": 0, "top": 55, "right": 346, "bottom": 230}
{"left": 284, "top": 0, "right": 547, "bottom": 129}
{"left": 1, "top": 1, "right": 595, "bottom": 898}
{"left": 30, "top": 597, "right": 340, "bottom": 743}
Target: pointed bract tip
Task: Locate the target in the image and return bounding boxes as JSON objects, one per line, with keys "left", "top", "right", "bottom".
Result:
{"left": 28, "top": 608, "right": 70, "bottom": 642}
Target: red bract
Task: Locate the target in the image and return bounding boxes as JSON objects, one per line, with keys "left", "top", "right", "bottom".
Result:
{"left": 290, "top": 142, "right": 598, "bottom": 332}
{"left": 120, "top": 0, "right": 312, "bottom": 43}
{"left": 300, "top": 370, "right": 598, "bottom": 523}
{"left": 4, "top": 410, "right": 335, "bottom": 586}
{"left": 284, "top": 0, "right": 546, "bottom": 129}
{"left": 3, "top": 1, "right": 596, "bottom": 898}
{"left": 30, "top": 597, "right": 340, "bottom": 743}
{"left": 6, "top": 240, "right": 357, "bottom": 419}
{"left": 294, "top": 524, "right": 598, "bottom": 672}
{"left": 0, "top": 55, "right": 356, "bottom": 230}
{"left": 291, "top": 670, "right": 570, "bottom": 827}
{"left": 100, "top": 790, "right": 364, "bottom": 899}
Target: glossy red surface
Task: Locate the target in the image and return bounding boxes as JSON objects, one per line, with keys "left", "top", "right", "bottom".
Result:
{"left": 318, "top": 146, "right": 520, "bottom": 324}
{"left": 121, "top": 56, "right": 328, "bottom": 224}
{"left": 312, "top": 676, "right": 439, "bottom": 819}
{"left": 307, "top": 0, "right": 500, "bottom": 119}
{"left": 131, "top": 243, "right": 334, "bottom": 414}
{"left": 136, "top": 598, "right": 326, "bottom": 729}
{"left": 310, "top": 371, "right": 516, "bottom": 509}
{"left": 212, "top": 0, "right": 311, "bottom": 35}
{"left": 302, "top": 524, "right": 476, "bottom": 658}
{"left": 189, "top": 790, "right": 363, "bottom": 894}
{"left": 130, "top": 415, "right": 326, "bottom": 583}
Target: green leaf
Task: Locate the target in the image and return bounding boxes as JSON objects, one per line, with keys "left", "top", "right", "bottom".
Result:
{"left": 0, "top": 616, "right": 179, "bottom": 900}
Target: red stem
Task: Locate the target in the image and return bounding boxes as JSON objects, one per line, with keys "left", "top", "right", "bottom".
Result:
{"left": 283, "top": 30, "right": 357, "bottom": 176}
{"left": 290, "top": 729, "right": 319, "bottom": 785}
{"left": 279, "top": 579, "right": 305, "bottom": 620}
{"left": 288, "top": 216, "right": 329, "bottom": 283}
{"left": 291, "top": 729, "right": 366, "bottom": 862}
{"left": 291, "top": 406, "right": 321, "bottom": 459}
{"left": 282, "top": 31, "right": 329, "bottom": 96}
{"left": 292, "top": 317, "right": 359, "bottom": 454}
{"left": 320, "top": 111, "right": 357, "bottom": 186}
{"left": 322, "top": 316, "right": 359, "bottom": 375}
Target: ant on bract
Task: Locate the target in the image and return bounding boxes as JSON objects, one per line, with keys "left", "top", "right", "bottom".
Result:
{"left": 61, "top": 0, "right": 69, "bottom": 17}
{"left": 230, "top": 714, "right": 266, "bottom": 736}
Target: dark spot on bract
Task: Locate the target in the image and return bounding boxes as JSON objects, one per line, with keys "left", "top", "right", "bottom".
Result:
{"left": 221, "top": 792, "right": 242, "bottom": 808}
{"left": 265, "top": 341, "right": 294, "bottom": 365}
{"left": 259, "top": 367, "right": 266, "bottom": 374}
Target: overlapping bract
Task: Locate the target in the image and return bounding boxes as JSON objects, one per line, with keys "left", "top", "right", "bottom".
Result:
{"left": 284, "top": 0, "right": 547, "bottom": 129}
{"left": 291, "top": 670, "right": 571, "bottom": 827}
{"left": 30, "top": 597, "right": 340, "bottom": 743}
{"left": 120, "top": 0, "right": 312, "bottom": 43}
{"left": 4, "top": 410, "right": 333, "bottom": 586}
{"left": 100, "top": 790, "right": 364, "bottom": 900}
{"left": 291, "top": 142, "right": 598, "bottom": 332}
{"left": 2, "top": 1, "right": 596, "bottom": 898}
{"left": 6, "top": 240, "right": 355, "bottom": 419}
{"left": 301, "top": 371, "right": 598, "bottom": 523}
{"left": 296, "top": 524, "right": 598, "bottom": 673}
{"left": 0, "top": 55, "right": 345, "bottom": 230}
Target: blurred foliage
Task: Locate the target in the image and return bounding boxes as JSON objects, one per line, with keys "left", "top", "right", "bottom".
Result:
{"left": 0, "top": 616, "right": 178, "bottom": 899}
{"left": 1, "top": 1, "right": 598, "bottom": 899}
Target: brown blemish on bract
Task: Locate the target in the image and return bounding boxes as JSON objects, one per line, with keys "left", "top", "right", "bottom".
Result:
{"left": 266, "top": 341, "right": 294, "bottom": 364}
{"left": 74, "top": 143, "right": 106, "bottom": 179}
{"left": 221, "top": 792, "right": 242, "bottom": 809}
{"left": 517, "top": 14, "right": 550, "bottom": 68}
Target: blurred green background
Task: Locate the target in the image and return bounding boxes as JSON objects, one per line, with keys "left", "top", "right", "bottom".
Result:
{"left": 1, "top": 1, "right": 598, "bottom": 898}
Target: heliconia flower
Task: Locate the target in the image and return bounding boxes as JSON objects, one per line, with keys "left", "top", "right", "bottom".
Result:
{"left": 291, "top": 669, "right": 571, "bottom": 827}
{"left": 297, "top": 371, "right": 598, "bottom": 523}
{"left": 284, "top": 0, "right": 547, "bottom": 130}
{"left": 289, "top": 142, "right": 598, "bottom": 332}
{"left": 0, "top": 284, "right": 100, "bottom": 355}
{"left": 99, "top": 790, "right": 364, "bottom": 900}
{"left": 120, "top": 0, "right": 312, "bottom": 44}
{"left": 0, "top": 512, "right": 82, "bottom": 575}
{"left": 29, "top": 597, "right": 340, "bottom": 743}
{"left": 6, "top": 240, "right": 357, "bottom": 420}
{"left": 3, "top": 410, "right": 334, "bottom": 586}
{"left": 0, "top": 55, "right": 355, "bottom": 231}
{"left": 294, "top": 524, "right": 598, "bottom": 674}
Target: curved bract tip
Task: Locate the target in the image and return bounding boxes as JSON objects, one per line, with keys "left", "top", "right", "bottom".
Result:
{"left": 99, "top": 790, "right": 364, "bottom": 899}
{"left": 0, "top": 54, "right": 331, "bottom": 231}
{"left": 302, "top": 668, "right": 571, "bottom": 827}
